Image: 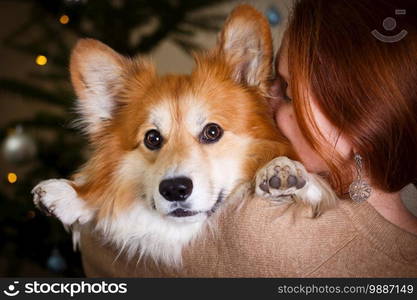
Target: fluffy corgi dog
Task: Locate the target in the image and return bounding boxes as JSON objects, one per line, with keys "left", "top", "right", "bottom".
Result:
{"left": 32, "top": 5, "right": 337, "bottom": 267}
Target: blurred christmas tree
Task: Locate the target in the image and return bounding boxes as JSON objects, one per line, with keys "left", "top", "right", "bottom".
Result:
{"left": 0, "top": 0, "right": 227, "bottom": 276}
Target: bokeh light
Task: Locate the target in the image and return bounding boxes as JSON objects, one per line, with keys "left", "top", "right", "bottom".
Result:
{"left": 59, "top": 15, "right": 70, "bottom": 24}
{"left": 35, "top": 55, "right": 47, "bottom": 66}
{"left": 7, "top": 172, "right": 17, "bottom": 184}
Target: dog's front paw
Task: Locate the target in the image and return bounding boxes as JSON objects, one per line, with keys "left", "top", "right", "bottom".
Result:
{"left": 32, "top": 179, "right": 93, "bottom": 226}
{"left": 255, "top": 156, "right": 339, "bottom": 216}
{"left": 255, "top": 156, "right": 308, "bottom": 203}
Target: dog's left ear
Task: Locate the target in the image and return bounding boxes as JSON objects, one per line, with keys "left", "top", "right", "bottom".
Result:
{"left": 217, "top": 5, "right": 273, "bottom": 94}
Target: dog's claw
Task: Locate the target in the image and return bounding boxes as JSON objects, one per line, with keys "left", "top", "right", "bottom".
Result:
{"left": 37, "top": 200, "right": 55, "bottom": 217}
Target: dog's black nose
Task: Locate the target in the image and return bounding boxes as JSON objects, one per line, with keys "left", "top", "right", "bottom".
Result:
{"left": 159, "top": 177, "right": 193, "bottom": 202}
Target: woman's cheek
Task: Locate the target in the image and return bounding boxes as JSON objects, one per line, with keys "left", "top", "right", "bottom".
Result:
{"left": 275, "top": 104, "right": 296, "bottom": 143}
{"left": 275, "top": 104, "right": 328, "bottom": 173}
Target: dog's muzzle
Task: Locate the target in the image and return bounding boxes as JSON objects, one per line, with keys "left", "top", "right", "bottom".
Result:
{"left": 167, "top": 189, "right": 225, "bottom": 218}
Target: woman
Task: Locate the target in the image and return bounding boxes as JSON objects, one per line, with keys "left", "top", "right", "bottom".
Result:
{"left": 266, "top": 0, "right": 417, "bottom": 276}
{"left": 271, "top": 0, "right": 417, "bottom": 232}
{"left": 271, "top": 0, "right": 417, "bottom": 236}
{"left": 80, "top": 0, "right": 417, "bottom": 277}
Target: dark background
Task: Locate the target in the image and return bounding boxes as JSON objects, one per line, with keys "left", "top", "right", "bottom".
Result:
{"left": 0, "top": 0, "right": 415, "bottom": 278}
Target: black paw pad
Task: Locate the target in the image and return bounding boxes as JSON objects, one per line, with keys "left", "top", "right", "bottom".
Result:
{"left": 296, "top": 178, "right": 307, "bottom": 189}
{"left": 269, "top": 176, "right": 281, "bottom": 189}
{"left": 287, "top": 175, "right": 298, "bottom": 188}
{"left": 259, "top": 180, "right": 270, "bottom": 193}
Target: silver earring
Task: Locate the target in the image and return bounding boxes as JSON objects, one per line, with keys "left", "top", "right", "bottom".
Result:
{"left": 349, "top": 154, "right": 372, "bottom": 202}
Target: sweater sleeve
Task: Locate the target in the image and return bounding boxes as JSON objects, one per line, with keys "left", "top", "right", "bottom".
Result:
{"left": 78, "top": 196, "right": 417, "bottom": 277}
{"left": 79, "top": 196, "right": 355, "bottom": 277}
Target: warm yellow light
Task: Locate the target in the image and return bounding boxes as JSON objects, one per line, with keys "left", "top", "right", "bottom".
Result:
{"left": 59, "top": 15, "right": 70, "bottom": 24}
{"left": 7, "top": 173, "right": 17, "bottom": 184}
{"left": 36, "top": 55, "right": 48, "bottom": 66}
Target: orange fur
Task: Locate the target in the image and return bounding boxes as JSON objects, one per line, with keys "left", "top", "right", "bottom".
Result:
{"left": 70, "top": 5, "right": 296, "bottom": 223}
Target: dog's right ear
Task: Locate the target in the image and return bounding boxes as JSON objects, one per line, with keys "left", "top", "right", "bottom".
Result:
{"left": 70, "top": 39, "right": 127, "bottom": 135}
{"left": 216, "top": 5, "right": 273, "bottom": 95}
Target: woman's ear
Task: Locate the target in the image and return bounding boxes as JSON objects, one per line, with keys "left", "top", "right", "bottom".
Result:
{"left": 216, "top": 5, "right": 273, "bottom": 94}
{"left": 70, "top": 38, "right": 127, "bottom": 135}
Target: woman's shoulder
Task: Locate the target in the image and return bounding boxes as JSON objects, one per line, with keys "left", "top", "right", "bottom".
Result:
{"left": 320, "top": 199, "right": 417, "bottom": 277}
{"left": 80, "top": 196, "right": 359, "bottom": 277}
{"left": 184, "top": 196, "right": 417, "bottom": 277}
{"left": 79, "top": 195, "right": 417, "bottom": 277}
{"left": 239, "top": 196, "right": 417, "bottom": 277}
{"left": 200, "top": 196, "right": 362, "bottom": 277}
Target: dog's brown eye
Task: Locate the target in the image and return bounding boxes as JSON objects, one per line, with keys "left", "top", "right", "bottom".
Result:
{"left": 200, "top": 123, "right": 223, "bottom": 144}
{"left": 144, "top": 129, "right": 163, "bottom": 150}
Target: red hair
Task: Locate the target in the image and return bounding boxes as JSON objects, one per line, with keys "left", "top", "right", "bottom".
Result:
{"left": 286, "top": 0, "right": 417, "bottom": 195}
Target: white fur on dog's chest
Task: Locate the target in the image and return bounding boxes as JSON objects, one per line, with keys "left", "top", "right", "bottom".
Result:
{"left": 96, "top": 202, "right": 207, "bottom": 266}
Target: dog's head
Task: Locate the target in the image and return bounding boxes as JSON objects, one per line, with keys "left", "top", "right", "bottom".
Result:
{"left": 71, "top": 6, "right": 289, "bottom": 225}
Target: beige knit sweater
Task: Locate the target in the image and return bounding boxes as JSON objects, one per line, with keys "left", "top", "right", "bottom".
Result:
{"left": 79, "top": 195, "right": 417, "bottom": 277}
